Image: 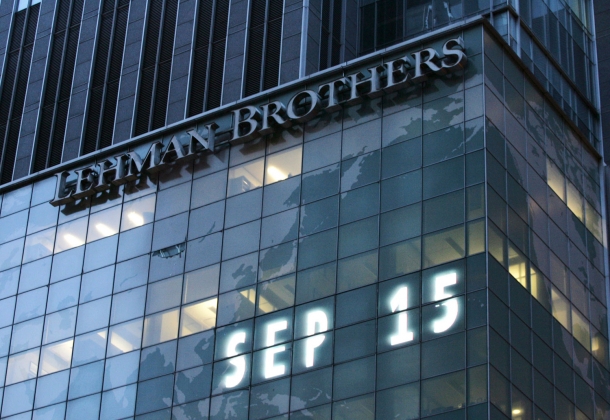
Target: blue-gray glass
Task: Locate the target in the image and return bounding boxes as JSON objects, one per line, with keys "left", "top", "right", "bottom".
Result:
{"left": 334, "top": 321, "right": 376, "bottom": 363}
{"left": 76, "top": 296, "right": 111, "bottom": 334}
{"left": 260, "top": 208, "right": 299, "bottom": 249}
{"left": 110, "top": 286, "right": 146, "bottom": 324}
{"left": 340, "top": 184, "right": 379, "bottom": 224}
{"left": 297, "top": 229, "right": 337, "bottom": 271}
{"left": 422, "top": 92, "right": 464, "bottom": 134}
{"left": 209, "top": 390, "right": 249, "bottom": 420}
{"left": 185, "top": 232, "right": 222, "bottom": 272}
{"left": 303, "top": 132, "right": 341, "bottom": 173}
{"left": 146, "top": 276, "right": 182, "bottom": 314}
{"left": 0, "top": 296, "right": 15, "bottom": 328}
{"left": 173, "top": 364, "right": 212, "bottom": 404}
{"left": 14, "top": 286, "right": 47, "bottom": 323}
{"left": 50, "top": 246, "right": 84, "bottom": 283}
{"left": 117, "top": 224, "right": 153, "bottom": 262}
{"left": 380, "top": 170, "right": 422, "bottom": 212}
{"left": 217, "top": 287, "right": 256, "bottom": 326}
{"left": 34, "top": 370, "right": 69, "bottom": 409}
{"left": 380, "top": 203, "right": 421, "bottom": 246}
{"left": 135, "top": 374, "right": 174, "bottom": 414}
{"left": 65, "top": 393, "right": 101, "bottom": 420}
{"left": 191, "top": 171, "right": 227, "bottom": 210}
{"left": 295, "top": 262, "right": 336, "bottom": 304}
{"left": 338, "top": 216, "right": 379, "bottom": 259}
{"left": 377, "top": 309, "right": 420, "bottom": 353}
{"left": 211, "top": 355, "right": 252, "bottom": 395}
{"left": 253, "top": 309, "right": 293, "bottom": 350}
{"left": 421, "top": 333, "right": 465, "bottom": 378}
{"left": 83, "top": 235, "right": 118, "bottom": 272}
{"left": 225, "top": 189, "right": 262, "bottom": 229}
{"left": 262, "top": 177, "right": 301, "bottom": 217}
{"left": 423, "top": 123, "right": 464, "bottom": 166}
{"left": 0, "top": 210, "right": 28, "bottom": 244}
{"left": 188, "top": 201, "right": 225, "bottom": 240}
{"left": 220, "top": 252, "right": 258, "bottom": 293}
{"left": 340, "top": 151, "right": 380, "bottom": 192}
{"left": 290, "top": 367, "right": 332, "bottom": 410}
{"left": 376, "top": 344, "right": 420, "bottom": 390}
{"left": 0, "top": 267, "right": 19, "bottom": 299}
{"left": 152, "top": 212, "right": 188, "bottom": 251}
{"left": 140, "top": 340, "right": 177, "bottom": 381}
{"left": 300, "top": 195, "right": 339, "bottom": 237}
{"left": 423, "top": 190, "right": 465, "bottom": 234}
{"left": 251, "top": 344, "right": 292, "bottom": 384}
{"left": 332, "top": 356, "right": 376, "bottom": 400}
{"left": 259, "top": 241, "right": 297, "bottom": 282}
{"left": 335, "top": 285, "right": 376, "bottom": 327}
{"left": 103, "top": 351, "right": 140, "bottom": 391}
{"left": 80, "top": 266, "right": 113, "bottom": 303}
{"left": 68, "top": 361, "right": 104, "bottom": 399}
{"left": 382, "top": 106, "right": 422, "bottom": 147}
{"left": 156, "top": 183, "right": 191, "bottom": 220}
{"left": 221, "top": 220, "right": 261, "bottom": 261}
{"left": 214, "top": 320, "right": 254, "bottom": 361}
{"left": 1, "top": 186, "right": 32, "bottom": 217}
{"left": 3, "top": 379, "right": 35, "bottom": 416}
{"left": 421, "top": 296, "right": 465, "bottom": 341}
{"left": 422, "top": 156, "right": 465, "bottom": 199}
{"left": 376, "top": 382, "right": 420, "bottom": 419}
{"left": 11, "top": 318, "right": 43, "bottom": 354}
{"left": 72, "top": 330, "right": 107, "bottom": 366}
{"left": 19, "top": 257, "right": 51, "bottom": 293}
{"left": 114, "top": 255, "right": 149, "bottom": 293}
{"left": 100, "top": 384, "right": 137, "bottom": 419}
{"left": 47, "top": 276, "right": 80, "bottom": 312}
{"left": 33, "top": 402, "right": 67, "bottom": 420}
{"left": 172, "top": 398, "right": 209, "bottom": 420}
{"left": 176, "top": 330, "right": 215, "bottom": 371}
{"left": 381, "top": 137, "right": 422, "bottom": 179}
{"left": 301, "top": 164, "right": 340, "bottom": 204}
{"left": 249, "top": 377, "right": 290, "bottom": 418}
{"left": 292, "top": 333, "right": 333, "bottom": 375}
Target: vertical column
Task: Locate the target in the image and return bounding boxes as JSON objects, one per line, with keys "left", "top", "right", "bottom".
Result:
{"left": 13, "top": 0, "right": 56, "bottom": 179}
{"left": 222, "top": 0, "right": 248, "bottom": 105}
{"left": 0, "top": 0, "right": 16, "bottom": 79}
{"left": 343, "top": 0, "right": 357, "bottom": 61}
{"left": 112, "top": 0, "right": 147, "bottom": 143}
{"left": 305, "top": 0, "right": 321, "bottom": 75}
{"left": 279, "top": 0, "right": 301, "bottom": 84}
{"left": 62, "top": 0, "right": 103, "bottom": 162}
{"left": 165, "top": 0, "right": 196, "bottom": 124}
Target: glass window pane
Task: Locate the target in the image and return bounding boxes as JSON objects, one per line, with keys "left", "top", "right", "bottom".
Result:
{"left": 47, "top": 276, "right": 80, "bottom": 312}
{"left": 265, "top": 146, "right": 302, "bottom": 185}
{"left": 376, "top": 382, "right": 419, "bottom": 420}
{"left": 333, "top": 356, "right": 375, "bottom": 400}
{"left": 72, "top": 329, "right": 107, "bottom": 366}
{"left": 87, "top": 205, "right": 121, "bottom": 243}
{"left": 146, "top": 276, "right": 182, "bottom": 314}
{"left": 23, "top": 228, "right": 56, "bottom": 263}
{"left": 107, "top": 319, "right": 143, "bottom": 357}
{"left": 422, "top": 225, "right": 465, "bottom": 268}
{"left": 421, "top": 370, "right": 465, "bottom": 416}
{"left": 257, "top": 275, "right": 295, "bottom": 315}
{"left": 228, "top": 158, "right": 264, "bottom": 196}
{"left": 379, "top": 238, "right": 421, "bottom": 281}
{"left": 295, "top": 262, "right": 336, "bottom": 304}
{"left": 39, "top": 339, "right": 73, "bottom": 376}
{"left": 55, "top": 218, "right": 88, "bottom": 253}
{"left": 11, "top": 317, "right": 43, "bottom": 353}
{"left": 180, "top": 298, "right": 218, "bottom": 337}
{"left": 142, "top": 308, "right": 179, "bottom": 347}
{"left": 43, "top": 307, "right": 76, "bottom": 344}
{"left": 0, "top": 210, "right": 28, "bottom": 245}
{"left": 184, "top": 264, "right": 220, "bottom": 303}
{"left": 121, "top": 194, "right": 156, "bottom": 232}
{"left": 6, "top": 348, "right": 39, "bottom": 385}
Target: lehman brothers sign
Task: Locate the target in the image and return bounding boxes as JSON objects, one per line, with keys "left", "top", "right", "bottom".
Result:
{"left": 50, "top": 38, "right": 467, "bottom": 206}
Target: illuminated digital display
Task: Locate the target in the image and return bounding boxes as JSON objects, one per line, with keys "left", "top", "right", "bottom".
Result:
{"left": 216, "top": 269, "right": 465, "bottom": 386}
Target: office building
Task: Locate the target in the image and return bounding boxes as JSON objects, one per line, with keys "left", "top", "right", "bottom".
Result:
{"left": 0, "top": 0, "right": 605, "bottom": 418}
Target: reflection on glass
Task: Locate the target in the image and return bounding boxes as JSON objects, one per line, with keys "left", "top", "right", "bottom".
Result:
{"left": 55, "top": 217, "right": 88, "bottom": 253}
{"left": 6, "top": 348, "right": 39, "bottom": 385}
{"left": 265, "top": 147, "right": 302, "bottom": 185}
{"left": 508, "top": 245, "right": 527, "bottom": 288}
{"left": 227, "top": 158, "right": 264, "bottom": 197}
{"left": 180, "top": 298, "right": 218, "bottom": 337}
{"left": 88, "top": 206, "right": 121, "bottom": 242}
{"left": 423, "top": 226, "right": 464, "bottom": 269}
{"left": 551, "top": 287, "right": 571, "bottom": 332}
{"left": 72, "top": 329, "right": 107, "bottom": 366}
{"left": 142, "top": 308, "right": 179, "bottom": 347}
{"left": 546, "top": 158, "right": 565, "bottom": 200}
{"left": 566, "top": 182, "right": 583, "bottom": 221}
{"left": 39, "top": 339, "right": 73, "bottom": 376}
{"left": 121, "top": 194, "right": 155, "bottom": 232}
{"left": 257, "top": 275, "right": 295, "bottom": 315}
{"left": 23, "top": 228, "right": 55, "bottom": 263}
{"left": 571, "top": 308, "right": 590, "bottom": 351}
{"left": 107, "top": 319, "right": 142, "bottom": 357}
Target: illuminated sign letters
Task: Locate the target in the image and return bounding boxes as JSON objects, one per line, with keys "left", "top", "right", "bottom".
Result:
{"left": 49, "top": 38, "right": 466, "bottom": 206}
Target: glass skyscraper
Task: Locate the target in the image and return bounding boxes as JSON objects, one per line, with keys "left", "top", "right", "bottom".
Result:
{"left": 0, "top": 0, "right": 605, "bottom": 419}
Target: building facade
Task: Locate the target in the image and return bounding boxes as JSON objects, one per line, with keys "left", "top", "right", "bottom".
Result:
{"left": 0, "top": 0, "right": 605, "bottom": 419}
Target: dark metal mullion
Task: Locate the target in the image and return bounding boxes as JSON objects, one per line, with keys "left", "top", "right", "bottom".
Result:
{"left": 202, "top": 0, "right": 217, "bottom": 110}
{"left": 0, "top": 5, "right": 32, "bottom": 175}
{"left": 44, "top": 0, "right": 77, "bottom": 167}
{"left": 260, "top": 0, "right": 270, "bottom": 92}
{"left": 147, "top": 0, "right": 168, "bottom": 132}
{"left": 94, "top": 0, "right": 120, "bottom": 150}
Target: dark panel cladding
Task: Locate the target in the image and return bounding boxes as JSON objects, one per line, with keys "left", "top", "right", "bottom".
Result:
{"left": 135, "top": 0, "right": 179, "bottom": 136}
{"left": 187, "top": 0, "right": 212, "bottom": 117}
{"left": 83, "top": 0, "right": 130, "bottom": 154}
{"left": 206, "top": 0, "right": 229, "bottom": 110}
{"left": 34, "top": 0, "right": 85, "bottom": 172}
{"left": 0, "top": 4, "right": 39, "bottom": 184}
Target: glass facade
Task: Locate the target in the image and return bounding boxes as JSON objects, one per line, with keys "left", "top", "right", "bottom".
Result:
{"left": 0, "top": 24, "right": 605, "bottom": 420}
